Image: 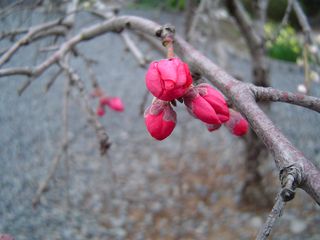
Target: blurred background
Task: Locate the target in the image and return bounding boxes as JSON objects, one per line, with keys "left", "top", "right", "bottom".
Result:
{"left": 0, "top": 0, "right": 320, "bottom": 239}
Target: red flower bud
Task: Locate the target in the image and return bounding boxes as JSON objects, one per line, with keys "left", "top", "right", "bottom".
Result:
{"left": 96, "top": 105, "right": 105, "bottom": 117}
{"left": 206, "top": 123, "right": 222, "bottom": 132}
{"left": 145, "top": 58, "right": 193, "bottom": 101}
{"left": 184, "top": 84, "right": 229, "bottom": 124}
{"left": 107, "top": 97, "right": 124, "bottom": 112}
{"left": 144, "top": 99, "right": 176, "bottom": 140}
{"left": 224, "top": 109, "right": 248, "bottom": 136}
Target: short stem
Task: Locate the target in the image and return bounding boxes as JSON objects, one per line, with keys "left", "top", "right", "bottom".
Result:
{"left": 166, "top": 41, "right": 175, "bottom": 58}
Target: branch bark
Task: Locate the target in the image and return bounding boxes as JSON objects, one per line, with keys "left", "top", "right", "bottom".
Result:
{"left": 256, "top": 192, "right": 285, "bottom": 240}
{"left": 252, "top": 85, "right": 320, "bottom": 113}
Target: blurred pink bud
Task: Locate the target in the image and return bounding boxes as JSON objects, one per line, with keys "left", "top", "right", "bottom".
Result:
{"left": 145, "top": 58, "right": 193, "bottom": 101}
{"left": 206, "top": 123, "right": 222, "bottom": 132}
{"left": 96, "top": 105, "right": 105, "bottom": 117}
{"left": 224, "top": 109, "right": 248, "bottom": 136}
{"left": 99, "top": 96, "right": 109, "bottom": 106}
{"left": 144, "top": 99, "right": 176, "bottom": 140}
{"left": 0, "top": 234, "right": 14, "bottom": 240}
{"left": 107, "top": 97, "right": 124, "bottom": 112}
{"left": 183, "top": 84, "right": 229, "bottom": 124}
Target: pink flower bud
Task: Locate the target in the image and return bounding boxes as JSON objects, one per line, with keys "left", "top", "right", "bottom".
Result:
{"left": 224, "top": 109, "right": 248, "bottom": 136}
{"left": 183, "top": 84, "right": 229, "bottom": 124}
{"left": 107, "top": 97, "right": 124, "bottom": 112}
{"left": 144, "top": 99, "right": 177, "bottom": 140}
{"left": 145, "top": 58, "right": 193, "bottom": 101}
{"left": 96, "top": 105, "right": 105, "bottom": 117}
{"left": 206, "top": 123, "right": 222, "bottom": 132}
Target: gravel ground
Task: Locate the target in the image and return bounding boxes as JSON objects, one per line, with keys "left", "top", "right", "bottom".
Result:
{"left": 0, "top": 7, "right": 319, "bottom": 240}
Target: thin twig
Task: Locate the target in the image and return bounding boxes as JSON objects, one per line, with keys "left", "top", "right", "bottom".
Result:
{"left": 32, "top": 151, "right": 64, "bottom": 207}
{"left": 121, "top": 31, "right": 146, "bottom": 67}
{"left": 44, "top": 68, "right": 63, "bottom": 93}
{"left": 59, "top": 59, "right": 111, "bottom": 155}
{"left": 252, "top": 84, "right": 320, "bottom": 113}
{"left": 89, "top": 8, "right": 147, "bottom": 67}
{"left": 256, "top": 192, "right": 285, "bottom": 240}
{"left": 17, "top": 77, "right": 34, "bottom": 96}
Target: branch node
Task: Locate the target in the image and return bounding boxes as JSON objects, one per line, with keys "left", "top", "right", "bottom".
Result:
{"left": 155, "top": 24, "right": 175, "bottom": 46}
{"left": 279, "top": 164, "right": 303, "bottom": 202}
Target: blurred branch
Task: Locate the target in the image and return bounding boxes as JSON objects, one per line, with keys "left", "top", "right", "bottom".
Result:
{"left": 0, "top": 0, "right": 24, "bottom": 19}
{"left": 292, "top": 0, "right": 320, "bottom": 64}
{"left": 59, "top": 59, "right": 111, "bottom": 155}
{"left": 187, "top": 0, "right": 207, "bottom": 42}
{"left": 0, "top": 19, "right": 68, "bottom": 67}
{"left": 226, "top": 0, "right": 261, "bottom": 53}
{"left": 32, "top": 147, "right": 64, "bottom": 207}
{"left": 121, "top": 31, "right": 146, "bottom": 67}
{"left": 0, "top": 0, "right": 79, "bottom": 67}
{"left": 253, "top": 0, "right": 269, "bottom": 39}
{"left": 89, "top": 8, "right": 147, "bottom": 67}
{"left": 268, "top": 0, "right": 293, "bottom": 43}
{"left": 44, "top": 68, "right": 63, "bottom": 92}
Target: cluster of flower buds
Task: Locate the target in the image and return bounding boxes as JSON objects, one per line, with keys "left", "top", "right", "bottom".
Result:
{"left": 91, "top": 88, "right": 124, "bottom": 117}
{"left": 144, "top": 57, "right": 249, "bottom": 140}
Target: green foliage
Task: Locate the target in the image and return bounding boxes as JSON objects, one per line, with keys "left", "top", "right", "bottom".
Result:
{"left": 133, "top": 0, "right": 186, "bottom": 11}
{"left": 265, "top": 23, "right": 302, "bottom": 62}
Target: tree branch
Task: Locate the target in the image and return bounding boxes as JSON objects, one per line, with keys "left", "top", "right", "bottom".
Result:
{"left": 252, "top": 85, "right": 320, "bottom": 112}
{"left": 0, "top": 19, "right": 67, "bottom": 67}
{"left": 59, "top": 60, "right": 111, "bottom": 155}
{"left": 256, "top": 192, "right": 285, "bottom": 240}
{"left": 0, "top": 15, "right": 319, "bottom": 204}
{"left": 226, "top": 0, "right": 261, "bottom": 53}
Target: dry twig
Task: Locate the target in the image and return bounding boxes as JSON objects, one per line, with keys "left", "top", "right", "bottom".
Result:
{"left": 256, "top": 192, "right": 285, "bottom": 240}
